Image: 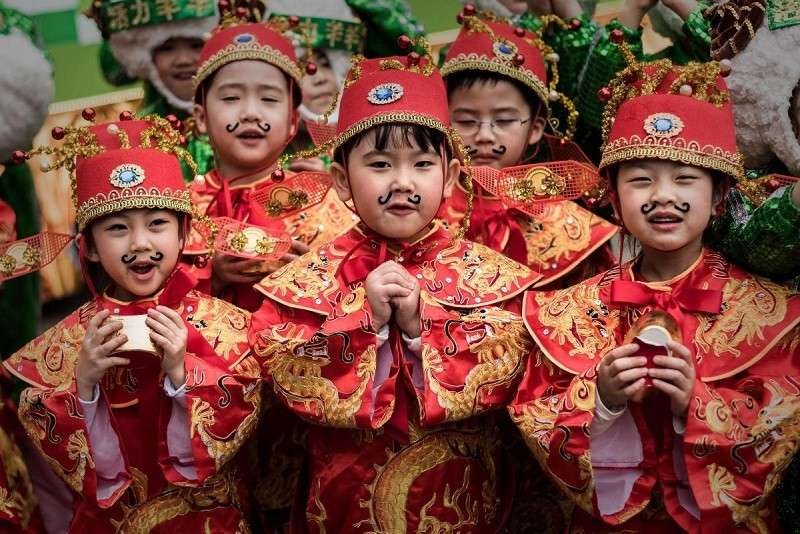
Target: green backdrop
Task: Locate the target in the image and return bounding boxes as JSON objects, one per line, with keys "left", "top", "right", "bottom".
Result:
{"left": 42, "top": 0, "right": 462, "bottom": 102}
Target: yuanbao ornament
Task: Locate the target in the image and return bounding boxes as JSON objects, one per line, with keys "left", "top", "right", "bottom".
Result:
{"left": 597, "top": 39, "right": 745, "bottom": 183}
{"left": 441, "top": 5, "right": 579, "bottom": 140}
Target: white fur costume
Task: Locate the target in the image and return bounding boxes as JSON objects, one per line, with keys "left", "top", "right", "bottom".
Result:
{"left": 0, "top": 28, "right": 53, "bottom": 160}
{"left": 108, "top": 17, "right": 216, "bottom": 113}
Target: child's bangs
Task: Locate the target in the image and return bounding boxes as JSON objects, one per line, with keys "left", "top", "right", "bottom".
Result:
{"left": 335, "top": 123, "right": 451, "bottom": 164}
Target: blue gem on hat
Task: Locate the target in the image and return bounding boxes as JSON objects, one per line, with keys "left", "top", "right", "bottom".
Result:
{"left": 109, "top": 164, "right": 146, "bottom": 189}
{"left": 492, "top": 40, "right": 518, "bottom": 60}
{"left": 653, "top": 118, "right": 673, "bottom": 132}
{"left": 643, "top": 112, "right": 684, "bottom": 138}
{"left": 234, "top": 33, "right": 255, "bottom": 45}
{"left": 367, "top": 83, "right": 404, "bottom": 105}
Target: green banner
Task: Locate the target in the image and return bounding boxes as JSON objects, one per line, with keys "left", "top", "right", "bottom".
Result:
{"left": 768, "top": 0, "right": 800, "bottom": 30}
{"left": 270, "top": 14, "right": 366, "bottom": 54}
{"left": 99, "top": 0, "right": 215, "bottom": 33}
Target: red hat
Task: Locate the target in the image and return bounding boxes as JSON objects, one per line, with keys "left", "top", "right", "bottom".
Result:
{"left": 440, "top": 7, "right": 576, "bottom": 136}
{"left": 28, "top": 113, "right": 194, "bottom": 230}
{"left": 599, "top": 51, "right": 744, "bottom": 181}
{"left": 332, "top": 54, "right": 452, "bottom": 151}
{"left": 193, "top": 8, "right": 302, "bottom": 96}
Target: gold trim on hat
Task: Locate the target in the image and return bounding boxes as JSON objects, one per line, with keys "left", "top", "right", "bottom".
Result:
{"left": 193, "top": 42, "right": 303, "bottom": 91}
{"left": 77, "top": 188, "right": 193, "bottom": 230}
{"left": 441, "top": 53, "right": 550, "bottom": 107}
{"left": 599, "top": 134, "right": 744, "bottom": 180}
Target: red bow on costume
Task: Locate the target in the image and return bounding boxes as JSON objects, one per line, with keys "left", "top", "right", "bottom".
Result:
{"left": 210, "top": 176, "right": 272, "bottom": 227}
{"left": 610, "top": 279, "right": 723, "bottom": 344}
{"left": 337, "top": 233, "right": 390, "bottom": 287}
{"left": 337, "top": 226, "right": 444, "bottom": 287}
{"left": 476, "top": 205, "right": 528, "bottom": 265}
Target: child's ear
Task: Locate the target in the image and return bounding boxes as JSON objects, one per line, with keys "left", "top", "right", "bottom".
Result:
{"left": 193, "top": 103, "right": 208, "bottom": 135}
{"left": 288, "top": 108, "right": 300, "bottom": 139}
{"left": 329, "top": 161, "right": 352, "bottom": 202}
{"left": 76, "top": 233, "right": 101, "bottom": 262}
{"left": 527, "top": 116, "right": 547, "bottom": 146}
{"left": 442, "top": 158, "right": 461, "bottom": 199}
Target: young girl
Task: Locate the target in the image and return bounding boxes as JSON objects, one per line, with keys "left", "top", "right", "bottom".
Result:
{"left": 185, "top": 6, "right": 356, "bottom": 311}
{"left": 249, "top": 46, "right": 539, "bottom": 532}
{"left": 508, "top": 55, "right": 800, "bottom": 532}
{"left": 2, "top": 115, "right": 261, "bottom": 532}
{"left": 440, "top": 8, "right": 618, "bottom": 288}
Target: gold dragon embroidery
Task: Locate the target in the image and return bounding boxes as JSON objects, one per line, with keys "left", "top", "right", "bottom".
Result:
{"left": 423, "top": 308, "right": 530, "bottom": 420}
{"left": 261, "top": 324, "right": 376, "bottom": 427}
{"left": 695, "top": 277, "right": 788, "bottom": 358}
{"left": 520, "top": 201, "right": 595, "bottom": 269}
{"left": 437, "top": 242, "right": 531, "bottom": 301}
{"left": 358, "top": 427, "right": 498, "bottom": 533}
{"left": 535, "top": 285, "right": 619, "bottom": 359}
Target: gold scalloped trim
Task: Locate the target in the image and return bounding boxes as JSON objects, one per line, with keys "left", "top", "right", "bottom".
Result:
{"left": 331, "top": 112, "right": 452, "bottom": 152}
{"left": 193, "top": 42, "right": 303, "bottom": 91}
{"left": 77, "top": 188, "right": 193, "bottom": 229}
{"left": 599, "top": 134, "right": 744, "bottom": 180}
{"left": 441, "top": 53, "right": 549, "bottom": 106}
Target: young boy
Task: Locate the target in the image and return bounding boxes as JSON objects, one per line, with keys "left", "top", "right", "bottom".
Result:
{"left": 440, "top": 8, "right": 618, "bottom": 288}
{"left": 508, "top": 55, "right": 800, "bottom": 532}
{"left": 87, "top": 0, "right": 218, "bottom": 176}
{"left": 186, "top": 7, "right": 357, "bottom": 311}
{"left": 249, "top": 49, "right": 539, "bottom": 532}
{"left": 2, "top": 114, "right": 261, "bottom": 532}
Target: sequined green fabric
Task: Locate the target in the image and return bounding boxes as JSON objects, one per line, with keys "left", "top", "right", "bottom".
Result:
{"left": 710, "top": 183, "right": 800, "bottom": 281}
{"left": 344, "top": 0, "right": 425, "bottom": 57}
{"left": 574, "top": 4, "right": 712, "bottom": 161}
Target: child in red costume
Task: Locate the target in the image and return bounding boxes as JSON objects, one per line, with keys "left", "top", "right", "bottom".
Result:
{"left": 185, "top": 7, "right": 356, "bottom": 311}
{"left": 440, "top": 7, "right": 617, "bottom": 288}
{"left": 249, "top": 42, "right": 540, "bottom": 532}
{"left": 508, "top": 51, "right": 800, "bottom": 532}
{"left": 2, "top": 114, "right": 261, "bottom": 532}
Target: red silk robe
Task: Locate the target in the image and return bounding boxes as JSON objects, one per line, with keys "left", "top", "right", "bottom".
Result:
{"left": 509, "top": 249, "right": 800, "bottom": 532}
{"left": 183, "top": 170, "right": 357, "bottom": 311}
{"left": 249, "top": 222, "right": 539, "bottom": 533}
{"left": 2, "top": 268, "right": 262, "bottom": 532}
{"left": 439, "top": 178, "right": 617, "bottom": 288}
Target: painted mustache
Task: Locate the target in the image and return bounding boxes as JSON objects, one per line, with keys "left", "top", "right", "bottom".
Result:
{"left": 377, "top": 191, "right": 422, "bottom": 206}
{"left": 641, "top": 202, "right": 691, "bottom": 214}
{"left": 121, "top": 252, "right": 164, "bottom": 264}
{"left": 225, "top": 122, "right": 271, "bottom": 133}
{"left": 491, "top": 145, "right": 507, "bottom": 155}
{"left": 465, "top": 145, "right": 479, "bottom": 156}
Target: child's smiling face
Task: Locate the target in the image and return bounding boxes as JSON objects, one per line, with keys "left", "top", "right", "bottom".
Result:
{"left": 194, "top": 60, "right": 298, "bottom": 177}
{"left": 330, "top": 125, "right": 460, "bottom": 242}
{"left": 615, "top": 160, "right": 722, "bottom": 254}
{"left": 85, "top": 208, "right": 184, "bottom": 301}
{"left": 151, "top": 37, "right": 204, "bottom": 103}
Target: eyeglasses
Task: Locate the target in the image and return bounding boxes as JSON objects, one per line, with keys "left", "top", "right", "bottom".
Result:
{"left": 452, "top": 117, "right": 531, "bottom": 137}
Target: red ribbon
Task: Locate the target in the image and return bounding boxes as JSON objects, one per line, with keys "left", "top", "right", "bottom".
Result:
{"left": 610, "top": 280, "right": 723, "bottom": 315}
{"left": 471, "top": 188, "right": 528, "bottom": 265}
{"left": 610, "top": 279, "right": 722, "bottom": 345}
